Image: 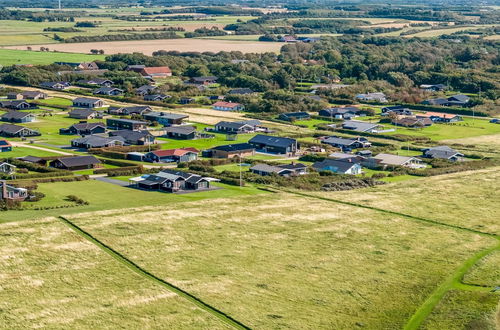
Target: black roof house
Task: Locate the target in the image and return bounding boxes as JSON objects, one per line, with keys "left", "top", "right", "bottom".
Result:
{"left": 249, "top": 134, "right": 298, "bottom": 155}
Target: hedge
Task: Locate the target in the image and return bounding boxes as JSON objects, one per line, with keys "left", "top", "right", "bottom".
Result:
{"left": 401, "top": 103, "right": 487, "bottom": 117}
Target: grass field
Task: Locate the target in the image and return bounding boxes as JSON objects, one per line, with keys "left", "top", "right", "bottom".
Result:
{"left": 0, "top": 49, "right": 105, "bottom": 66}
{"left": 463, "top": 251, "right": 500, "bottom": 287}
{"left": 0, "top": 146, "right": 61, "bottom": 158}
{"left": 159, "top": 132, "right": 256, "bottom": 150}
{"left": 407, "top": 25, "right": 498, "bottom": 38}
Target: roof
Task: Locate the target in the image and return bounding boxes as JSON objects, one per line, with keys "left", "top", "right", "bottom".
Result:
{"left": 40, "top": 81, "right": 69, "bottom": 88}
{"left": 94, "top": 87, "right": 123, "bottom": 93}
{"left": 164, "top": 125, "right": 197, "bottom": 134}
{"left": 22, "top": 91, "right": 46, "bottom": 97}
{"left": 150, "top": 147, "right": 199, "bottom": 157}
{"left": 144, "top": 94, "right": 169, "bottom": 100}
{"left": 372, "top": 153, "right": 419, "bottom": 166}
{"left": 228, "top": 88, "right": 254, "bottom": 94}
{"left": 312, "top": 159, "right": 358, "bottom": 173}
{"left": 215, "top": 121, "right": 251, "bottom": 130}
{"left": 69, "top": 109, "right": 95, "bottom": 117}
{"left": 210, "top": 143, "right": 254, "bottom": 152}
{"left": 280, "top": 112, "right": 310, "bottom": 118}
{"left": 423, "top": 146, "right": 463, "bottom": 159}
{"left": 213, "top": 101, "right": 242, "bottom": 108}
{"left": 109, "top": 130, "right": 152, "bottom": 141}
{"left": 121, "top": 106, "right": 152, "bottom": 114}
{"left": 322, "top": 136, "right": 359, "bottom": 146}
{"left": 237, "top": 119, "right": 261, "bottom": 126}
{"left": 448, "top": 94, "right": 470, "bottom": 103}
{"left": 321, "top": 107, "right": 360, "bottom": 115}
{"left": 73, "top": 97, "right": 103, "bottom": 104}
{"left": 141, "top": 66, "right": 172, "bottom": 75}
{"left": 136, "top": 85, "right": 157, "bottom": 92}
{"left": 144, "top": 112, "right": 188, "bottom": 120}
{"left": 71, "top": 122, "right": 106, "bottom": 131}
{"left": 19, "top": 155, "right": 43, "bottom": 163}
{"left": 107, "top": 118, "right": 147, "bottom": 124}
{"left": 0, "top": 123, "right": 30, "bottom": 134}
{"left": 72, "top": 135, "right": 125, "bottom": 147}
{"left": 55, "top": 156, "right": 101, "bottom": 167}
{"left": 342, "top": 120, "right": 380, "bottom": 132}
{"left": 1, "top": 111, "right": 34, "bottom": 120}
{"left": 249, "top": 134, "right": 297, "bottom": 148}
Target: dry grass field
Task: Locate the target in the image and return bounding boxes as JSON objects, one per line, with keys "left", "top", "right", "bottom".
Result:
{"left": 5, "top": 38, "right": 283, "bottom": 55}
{"left": 0, "top": 217, "right": 230, "bottom": 329}
{"left": 309, "top": 167, "right": 500, "bottom": 235}
{"left": 463, "top": 251, "right": 500, "bottom": 287}
{"left": 63, "top": 192, "right": 497, "bottom": 329}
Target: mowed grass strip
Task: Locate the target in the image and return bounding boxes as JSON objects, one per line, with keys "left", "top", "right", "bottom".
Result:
{"left": 0, "top": 217, "right": 231, "bottom": 329}
{"left": 66, "top": 193, "right": 496, "bottom": 329}
{"left": 462, "top": 250, "right": 500, "bottom": 287}
{"left": 0, "top": 49, "right": 105, "bottom": 66}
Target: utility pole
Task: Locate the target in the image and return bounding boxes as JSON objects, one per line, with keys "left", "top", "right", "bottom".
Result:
{"left": 58, "top": 0, "right": 61, "bottom": 10}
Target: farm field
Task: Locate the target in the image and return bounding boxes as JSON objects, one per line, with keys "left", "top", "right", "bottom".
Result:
{"left": 5, "top": 38, "right": 283, "bottom": 55}
{"left": 407, "top": 25, "right": 498, "bottom": 38}
{"left": 0, "top": 49, "right": 105, "bottom": 66}
{"left": 56, "top": 184, "right": 499, "bottom": 329}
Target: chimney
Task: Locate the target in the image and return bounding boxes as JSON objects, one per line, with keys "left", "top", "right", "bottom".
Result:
{"left": 1, "top": 180, "right": 6, "bottom": 199}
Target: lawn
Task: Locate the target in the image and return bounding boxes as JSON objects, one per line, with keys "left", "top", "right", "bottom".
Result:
{"left": 158, "top": 132, "right": 257, "bottom": 150}
{"left": 462, "top": 251, "right": 500, "bottom": 287}
{"left": 294, "top": 118, "right": 332, "bottom": 129}
{"left": 0, "top": 179, "right": 267, "bottom": 223}
{"left": 0, "top": 146, "right": 61, "bottom": 158}
{"left": 63, "top": 191, "right": 497, "bottom": 329}
{"left": 0, "top": 49, "right": 105, "bottom": 66}
{"left": 382, "top": 118, "right": 500, "bottom": 141}
{"left": 35, "top": 97, "right": 73, "bottom": 107}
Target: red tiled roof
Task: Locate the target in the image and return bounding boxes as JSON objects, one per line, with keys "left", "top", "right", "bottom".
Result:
{"left": 141, "top": 66, "right": 172, "bottom": 75}
{"left": 213, "top": 101, "right": 242, "bottom": 108}
{"left": 152, "top": 147, "right": 199, "bottom": 157}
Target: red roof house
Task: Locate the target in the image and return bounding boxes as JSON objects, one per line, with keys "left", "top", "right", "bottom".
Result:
{"left": 212, "top": 101, "right": 245, "bottom": 111}
{"left": 140, "top": 66, "right": 172, "bottom": 78}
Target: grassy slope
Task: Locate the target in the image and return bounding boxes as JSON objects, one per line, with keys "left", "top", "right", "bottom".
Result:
{"left": 65, "top": 193, "right": 496, "bottom": 329}
{"left": 462, "top": 250, "right": 500, "bottom": 287}
{"left": 0, "top": 217, "right": 230, "bottom": 329}
{"left": 0, "top": 49, "right": 105, "bottom": 66}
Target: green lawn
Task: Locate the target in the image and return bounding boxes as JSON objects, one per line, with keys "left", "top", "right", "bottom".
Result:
{"left": 0, "top": 146, "right": 61, "bottom": 158}
{"left": 158, "top": 132, "right": 257, "bottom": 150}
{"left": 294, "top": 118, "right": 332, "bottom": 129}
{"left": 0, "top": 49, "right": 105, "bottom": 66}
{"left": 35, "top": 97, "right": 73, "bottom": 107}
{"left": 0, "top": 179, "right": 267, "bottom": 223}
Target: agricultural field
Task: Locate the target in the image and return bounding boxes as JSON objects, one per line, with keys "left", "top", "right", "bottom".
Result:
{"left": 0, "top": 49, "right": 105, "bottom": 66}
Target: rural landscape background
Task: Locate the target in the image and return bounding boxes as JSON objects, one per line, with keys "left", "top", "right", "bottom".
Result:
{"left": 0, "top": 0, "right": 499, "bottom": 329}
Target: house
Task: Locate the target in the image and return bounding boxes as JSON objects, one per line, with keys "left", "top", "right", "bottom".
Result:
{"left": 422, "top": 94, "right": 470, "bottom": 107}
{"left": 319, "top": 107, "right": 363, "bottom": 120}
{"left": 416, "top": 112, "right": 462, "bottom": 123}
{"left": 321, "top": 136, "right": 371, "bottom": 150}
{"left": 0, "top": 162, "right": 16, "bottom": 175}
{"left": 107, "top": 106, "right": 152, "bottom": 116}
{"left": 278, "top": 112, "right": 310, "bottom": 121}
{"left": 71, "top": 135, "right": 126, "bottom": 149}
{"left": 248, "top": 135, "right": 298, "bottom": 155}
{"left": 93, "top": 87, "right": 124, "bottom": 96}
{"left": 209, "top": 143, "right": 255, "bottom": 159}
{"left": 164, "top": 126, "right": 197, "bottom": 140}
{"left": 109, "top": 130, "right": 155, "bottom": 145}
{"left": 250, "top": 163, "right": 307, "bottom": 177}
{"left": 60, "top": 122, "right": 106, "bottom": 135}
{"left": 49, "top": 156, "right": 102, "bottom": 170}
{"left": 0, "top": 124, "right": 39, "bottom": 137}
{"left": 212, "top": 101, "right": 244, "bottom": 111}
{"left": 136, "top": 169, "right": 210, "bottom": 193}
{"left": 189, "top": 76, "right": 218, "bottom": 85}
{"left": 0, "top": 181, "right": 28, "bottom": 201}
{"left": 371, "top": 153, "right": 425, "bottom": 169}
{"left": 230, "top": 59, "right": 249, "bottom": 64}
{"left": 228, "top": 88, "right": 254, "bottom": 95}
{"left": 140, "top": 66, "right": 172, "bottom": 78}
{"left": 144, "top": 148, "right": 198, "bottom": 163}
{"left": 342, "top": 120, "right": 382, "bottom": 132}
{"left": 77, "top": 78, "right": 113, "bottom": 87}
{"left": 420, "top": 84, "right": 446, "bottom": 92}
{"left": 0, "top": 100, "right": 32, "bottom": 110}
{"left": 1, "top": 111, "right": 35, "bottom": 123}
{"left": 40, "top": 81, "right": 70, "bottom": 90}
{"left": 381, "top": 105, "right": 413, "bottom": 116}
{"left": 68, "top": 109, "right": 96, "bottom": 120}
{"left": 392, "top": 116, "right": 433, "bottom": 127}
{"left": 142, "top": 112, "right": 188, "bottom": 126}
{"left": 106, "top": 118, "right": 148, "bottom": 131}
{"left": 312, "top": 159, "right": 362, "bottom": 175}
{"left": 73, "top": 97, "right": 105, "bottom": 108}
{"left": 77, "top": 62, "right": 99, "bottom": 70}
{"left": 7, "top": 93, "right": 22, "bottom": 100}
{"left": 18, "top": 155, "right": 47, "bottom": 166}
{"left": 126, "top": 65, "right": 146, "bottom": 72}
{"left": 180, "top": 97, "right": 195, "bottom": 105}
{"left": 0, "top": 139, "right": 12, "bottom": 152}
{"left": 135, "top": 85, "right": 157, "bottom": 96}
{"left": 355, "top": 92, "right": 387, "bottom": 103}
{"left": 21, "top": 91, "right": 47, "bottom": 100}
{"left": 422, "top": 146, "right": 464, "bottom": 161}
{"left": 214, "top": 121, "right": 255, "bottom": 134}
{"left": 280, "top": 35, "right": 298, "bottom": 42}
{"left": 144, "top": 94, "right": 170, "bottom": 102}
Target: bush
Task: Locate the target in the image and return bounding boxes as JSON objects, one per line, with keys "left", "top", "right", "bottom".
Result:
{"left": 66, "top": 195, "right": 89, "bottom": 205}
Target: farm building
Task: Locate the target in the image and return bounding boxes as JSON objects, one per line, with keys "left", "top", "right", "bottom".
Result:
{"left": 142, "top": 112, "right": 188, "bottom": 126}
{"left": 144, "top": 148, "right": 199, "bottom": 163}
{"left": 249, "top": 135, "right": 298, "bottom": 155}
{"left": 0, "top": 139, "right": 12, "bottom": 152}
{"left": 49, "top": 156, "right": 102, "bottom": 171}
{"left": 1, "top": 111, "right": 35, "bottom": 123}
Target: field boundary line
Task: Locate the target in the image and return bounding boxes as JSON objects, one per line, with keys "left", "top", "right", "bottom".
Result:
{"left": 58, "top": 216, "right": 250, "bottom": 330}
